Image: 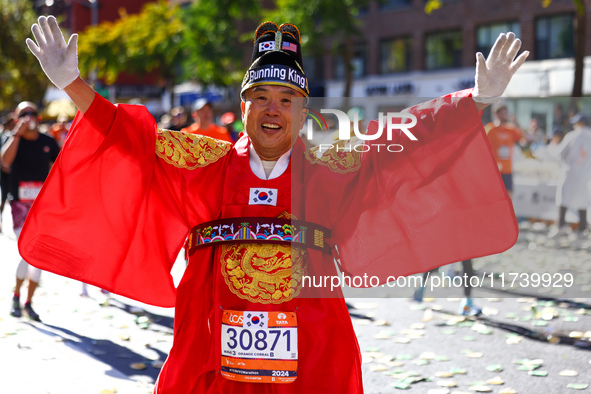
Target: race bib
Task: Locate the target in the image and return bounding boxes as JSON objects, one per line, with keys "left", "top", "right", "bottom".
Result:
{"left": 497, "top": 145, "right": 511, "bottom": 160}
{"left": 18, "top": 181, "right": 43, "bottom": 203}
{"left": 221, "top": 310, "right": 297, "bottom": 383}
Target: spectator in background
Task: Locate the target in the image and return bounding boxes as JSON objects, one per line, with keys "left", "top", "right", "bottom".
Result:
{"left": 524, "top": 117, "right": 546, "bottom": 157}
{"left": 485, "top": 104, "right": 525, "bottom": 198}
{"left": 221, "top": 111, "right": 240, "bottom": 142}
{"left": 48, "top": 114, "right": 69, "bottom": 147}
{"left": 1, "top": 115, "right": 15, "bottom": 233}
{"left": 553, "top": 104, "right": 570, "bottom": 134}
{"left": 158, "top": 113, "right": 172, "bottom": 130}
{"left": 549, "top": 113, "right": 591, "bottom": 239}
{"left": 169, "top": 106, "right": 190, "bottom": 131}
{"left": 181, "top": 98, "right": 233, "bottom": 143}
{"left": 1, "top": 101, "right": 60, "bottom": 321}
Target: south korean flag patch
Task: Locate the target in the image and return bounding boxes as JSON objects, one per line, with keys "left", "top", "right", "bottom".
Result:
{"left": 249, "top": 188, "right": 277, "bottom": 206}
{"left": 259, "top": 41, "right": 275, "bottom": 52}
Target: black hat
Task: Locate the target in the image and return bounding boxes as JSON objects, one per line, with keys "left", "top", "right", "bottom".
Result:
{"left": 241, "top": 21, "right": 309, "bottom": 99}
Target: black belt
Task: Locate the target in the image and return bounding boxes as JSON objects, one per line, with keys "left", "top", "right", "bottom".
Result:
{"left": 187, "top": 217, "right": 332, "bottom": 255}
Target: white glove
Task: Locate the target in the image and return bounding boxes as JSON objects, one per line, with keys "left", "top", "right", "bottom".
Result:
{"left": 473, "top": 32, "right": 529, "bottom": 103}
{"left": 26, "top": 15, "right": 80, "bottom": 90}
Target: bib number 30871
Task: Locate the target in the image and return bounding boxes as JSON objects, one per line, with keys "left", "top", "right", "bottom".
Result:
{"left": 221, "top": 310, "right": 297, "bottom": 384}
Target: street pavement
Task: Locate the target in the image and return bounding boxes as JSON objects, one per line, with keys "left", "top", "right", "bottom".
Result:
{"left": 1, "top": 204, "right": 590, "bottom": 393}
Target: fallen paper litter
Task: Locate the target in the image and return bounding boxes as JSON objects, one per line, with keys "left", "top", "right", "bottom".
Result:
{"left": 486, "top": 364, "right": 503, "bottom": 372}
{"left": 486, "top": 376, "right": 504, "bottom": 385}
{"left": 566, "top": 383, "right": 589, "bottom": 390}
{"left": 449, "top": 367, "right": 467, "bottom": 375}
{"left": 436, "top": 379, "right": 457, "bottom": 387}
{"left": 498, "top": 388, "right": 518, "bottom": 394}
{"left": 506, "top": 335, "right": 524, "bottom": 345}
{"left": 559, "top": 370, "right": 579, "bottom": 377}
{"left": 374, "top": 319, "right": 390, "bottom": 326}
{"left": 465, "top": 352, "right": 483, "bottom": 358}
{"left": 370, "top": 364, "right": 388, "bottom": 372}
{"left": 373, "top": 330, "right": 395, "bottom": 339}
{"left": 528, "top": 370, "right": 548, "bottom": 377}
{"left": 470, "top": 385, "right": 492, "bottom": 392}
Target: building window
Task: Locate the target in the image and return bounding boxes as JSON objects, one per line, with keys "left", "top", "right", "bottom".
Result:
{"left": 334, "top": 44, "right": 367, "bottom": 80}
{"left": 380, "top": 37, "right": 412, "bottom": 74}
{"left": 380, "top": 0, "right": 412, "bottom": 11}
{"left": 477, "top": 21, "right": 521, "bottom": 57}
{"left": 535, "top": 14, "right": 574, "bottom": 60}
{"left": 425, "top": 30, "right": 462, "bottom": 70}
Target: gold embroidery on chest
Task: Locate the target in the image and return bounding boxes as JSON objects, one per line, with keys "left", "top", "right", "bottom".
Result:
{"left": 155, "top": 129, "right": 231, "bottom": 169}
{"left": 304, "top": 139, "right": 362, "bottom": 173}
{"left": 221, "top": 243, "right": 307, "bottom": 304}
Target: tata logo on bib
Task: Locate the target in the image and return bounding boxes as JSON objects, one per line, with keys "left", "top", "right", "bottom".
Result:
{"left": 275, "top": 312, "right": 289, "bottom": 325}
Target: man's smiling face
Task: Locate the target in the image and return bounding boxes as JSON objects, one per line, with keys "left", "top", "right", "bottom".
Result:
{"left": 241, "top": 85, "right": 307, "bottom": 161}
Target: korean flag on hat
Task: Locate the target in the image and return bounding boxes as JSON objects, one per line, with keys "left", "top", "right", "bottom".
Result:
{"left": 249, "top": 188, "right": 277, "bottom": 206}
{"left": 259, "top": 41, "right": 275, "bottom": 52}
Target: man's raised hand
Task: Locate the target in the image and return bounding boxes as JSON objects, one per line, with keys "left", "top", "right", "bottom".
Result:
{"left": 473, "top": 32, "right": 529, "bottom": 102}
{"left": 26, "top": 15, "right": 80, "bottom": 90}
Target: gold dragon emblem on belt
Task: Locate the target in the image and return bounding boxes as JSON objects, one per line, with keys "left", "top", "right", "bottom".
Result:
{"left": 220, "top": 212, "right": 307, "bottom": 304}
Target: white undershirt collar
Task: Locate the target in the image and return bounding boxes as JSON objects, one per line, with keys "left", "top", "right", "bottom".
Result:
{"left": 248, "top": 144, "right": 292, "bottom": 180}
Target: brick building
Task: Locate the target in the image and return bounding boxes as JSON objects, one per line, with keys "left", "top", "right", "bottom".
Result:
{"left": 318, "top": 0, "right": 591, "bottom": 129}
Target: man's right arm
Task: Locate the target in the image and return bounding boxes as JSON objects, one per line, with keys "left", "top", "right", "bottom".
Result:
{"left": 27, "top": 16, "right": 95, "bottom": 114}
{"left": 63, "top": 77, "right": 96, "bottom": 114}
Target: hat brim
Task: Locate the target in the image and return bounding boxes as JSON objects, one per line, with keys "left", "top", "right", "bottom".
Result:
{"left": 241, "top": 51, "right": 309, "bottom": 99}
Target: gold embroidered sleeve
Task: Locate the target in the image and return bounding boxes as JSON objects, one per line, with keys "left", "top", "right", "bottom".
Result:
{"left": 155, "top": 129, "right": 232, "bottom": 169}
{"left": 304, "top": 139, "right": 362, "bottom": 173}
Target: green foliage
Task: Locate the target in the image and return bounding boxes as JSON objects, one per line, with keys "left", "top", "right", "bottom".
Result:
{"left": 180, "top": 0, "right": 262, "bottom": 86}
{"left": 266, "top": 0, "right": 369, "bottom": 55}
{"left": 539, "top": 0, "right": 585, "bottom": 14}
{"left": 0, "top": 0, "right": 48, "bottom": 112}
{"left": 77, "top": 1, "right": 184, "bottom": 85}
{"left": 424, "top": 0, "right": 442, "bottom": 14}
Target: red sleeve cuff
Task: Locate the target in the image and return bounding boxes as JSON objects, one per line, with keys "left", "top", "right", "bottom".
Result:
{"left": 82, "top": 93, "right": 117, "bottom": 136}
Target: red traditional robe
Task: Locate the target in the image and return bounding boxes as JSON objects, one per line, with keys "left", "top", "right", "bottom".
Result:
{"left": 19, "top": 91, "right": 517, "bottom": 393}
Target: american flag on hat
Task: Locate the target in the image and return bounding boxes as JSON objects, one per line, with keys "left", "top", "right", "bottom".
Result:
{"left": 282, "top": 41, "right": 297, "bottom": 53}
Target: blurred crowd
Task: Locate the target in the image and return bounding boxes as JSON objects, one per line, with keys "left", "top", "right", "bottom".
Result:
{"left": 484, "top": 102, "right": 591, "bottom": 240}
{"left": 156, "top": 99, "right": 243, "bottom": 143}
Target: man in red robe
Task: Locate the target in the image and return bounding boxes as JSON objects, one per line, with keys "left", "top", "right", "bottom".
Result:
{"left": 20, "top": 16, "right": 527, "bottom": 393}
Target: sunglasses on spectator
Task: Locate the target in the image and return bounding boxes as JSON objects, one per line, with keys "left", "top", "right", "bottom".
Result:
{"left": 18, "top": 111, "right": 38, "bottom": 118}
